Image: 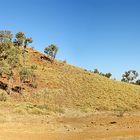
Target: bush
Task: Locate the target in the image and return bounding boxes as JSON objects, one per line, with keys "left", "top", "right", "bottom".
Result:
{"left": 14, "top": 103, "right": 50, "bottom": 115}
{"left": 28, "top": 107, "right": 45, "bottom": 115}
{"left": 0, "top": 92, "right": 7, "bottom": 102}
{"left": 29, "top": 83, "right": 38, "bottom": 88}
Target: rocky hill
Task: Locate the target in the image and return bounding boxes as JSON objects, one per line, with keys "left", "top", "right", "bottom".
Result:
{"left": 0, "top": 47, "right": 140, "bottom": 114}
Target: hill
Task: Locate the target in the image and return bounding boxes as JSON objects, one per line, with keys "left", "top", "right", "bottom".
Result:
{"left": 0, "top": 47, "right": 140, "bottom": 140}
{"left": 0, "top": 47, "right": 140, "bottom": 114}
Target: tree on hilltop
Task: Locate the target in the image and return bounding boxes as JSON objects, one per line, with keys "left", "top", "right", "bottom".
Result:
{"left": 44, "top": 44, "right": 58, "bottom": 62}
{"left": 121, "top": 70, "right": 138, "bottom": 83}
{"left": 24, "top": 37, "right": 33, "bottom": 48}
{"left": 15, "top": 32, "right": 25, "bottom": 46}
{"left": 104, "top": 73, "right": 112, "bottom": 78}
{"left": 0, "top": 30, "right": 34, "bottom": 94}
{"left": 93, "top": 69, "right": 112, "bottom": 79}
{"left": 93, "top": 69, "right": 99, "bottom": 74}
{"left": 15, "top": 32, "right": 33, "bottom": 65}
{"left": 0, "top": 30, "right": 13, "bottom": 43}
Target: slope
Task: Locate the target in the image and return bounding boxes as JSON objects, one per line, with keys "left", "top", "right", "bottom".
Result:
{"left": 0, "top": 47, "right": 140, "bottom": 113}
{"left": 24, "top": 48, "right": 140, "bottom": 112}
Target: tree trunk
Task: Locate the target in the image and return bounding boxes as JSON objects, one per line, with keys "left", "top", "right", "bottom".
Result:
{"left": 23, "top": 47, "right": 26, "bottom": 65}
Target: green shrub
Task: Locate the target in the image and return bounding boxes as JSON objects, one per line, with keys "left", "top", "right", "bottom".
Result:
{"left": 30, "top": 83, "right": 38, "bottom": 88}
{"left": 27, "top": 107, "right": 43, "bottom": 115}
{"left": 0, "top": 92, "right": 7, "bottom": 102}
{"left": 37, "top": 104, "right": 48, "bottom": 110}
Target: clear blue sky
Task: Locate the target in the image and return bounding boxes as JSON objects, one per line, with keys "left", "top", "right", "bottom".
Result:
{"left": 0, "top": 0, "right": 140, "bottom": 79}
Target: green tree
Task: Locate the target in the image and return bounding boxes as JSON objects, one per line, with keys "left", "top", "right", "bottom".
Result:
{"left": 0, "top": 31, "right": 34, "bottom": 94}
{"left": 24, "top": 37, "right": 33, "bottom": 48}
{"left": 15, "top": 32, "right": 33, "bottom": 65}
{"left": 23, "top": 37, "right": 33, "bottom": 64}
{"left": 93, "top": 69, "right": 99, "bottom": 74}
{"left": 93, "top": 69, "right": 112, "bottom": 79}
{"left": 121, "top": 70, "right": 139, "bottom": 83}
{"left": 0, "top": 30, "right": 13, "bottom": 43}
{"left": 136, "top": 80, "right": 140, "bottom": 85}
{"left": 104, "top": 73, "right": 112, "bottom": 78}
{"left": 15, "top": 32, "right": 25, "bottom": 46}
{"left": 44, "top": 44, "right": 58, "bottom": 61}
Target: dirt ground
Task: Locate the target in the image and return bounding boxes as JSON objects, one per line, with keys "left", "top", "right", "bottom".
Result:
{"left": 0, "top": 111, "right": 140, "bottom": 140}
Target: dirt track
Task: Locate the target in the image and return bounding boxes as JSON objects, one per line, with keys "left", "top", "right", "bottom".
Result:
{"left": 0, "top": 112, "right": 140, "bottom": 140}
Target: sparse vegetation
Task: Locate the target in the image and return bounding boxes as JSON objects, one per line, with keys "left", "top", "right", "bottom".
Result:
{"left": 93, "top": 69, "right": 112, "bottom": 78}
{"left": 0, "top": 30, "right": 35, "bottom": 94}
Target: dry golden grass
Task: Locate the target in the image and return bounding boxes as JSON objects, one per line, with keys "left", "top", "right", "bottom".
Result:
{"left": 24, "top": 48, "right": 140, "bottom": 112}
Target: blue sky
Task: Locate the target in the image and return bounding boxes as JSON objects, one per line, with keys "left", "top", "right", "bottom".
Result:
{"left": 0, "top": 0, "right": 140, "bottom": 79}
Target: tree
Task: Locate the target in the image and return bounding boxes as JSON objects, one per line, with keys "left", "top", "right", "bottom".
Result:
{"left": 24, "top": 37, "right": 33, "bottom": 48}
{"left": 93, "top": 69, "right": 99, "bottom": 74}
{"left": 0, "top": 30, "right": 13, "bottom": 43}
{"left": 15, "top": 32, "right": 33, "bottom": 65}
{"left": 121, "top": 70, "right": 138, "bottom": 83}
{"left": 0, "top": 31, "right": 33, "bottom": 94}
{"left": 23, "top": 37, "right": 33, "bottom": 64}
{"left": 93, "top": 69, "right": 112, "bottom": 79}
{"left": 136, "top": 80, "right": 140, "bottom": 85}
{"left": 44, "top": 44, "right": 58, "bottom": 61}
{"left": 104, "top": 73, "right": 112, "bottom": 78}
{"left": 15, "top": 32, "right": 25, "bottom": 46}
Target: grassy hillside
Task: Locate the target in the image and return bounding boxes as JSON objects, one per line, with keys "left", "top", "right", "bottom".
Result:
{"left": 0, "top": 47, "right": 140, "bottom": 114}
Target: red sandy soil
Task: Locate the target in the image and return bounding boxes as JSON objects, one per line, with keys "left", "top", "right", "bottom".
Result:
{"left": 0, "top": 112, "right": 139, "bottom": 140}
